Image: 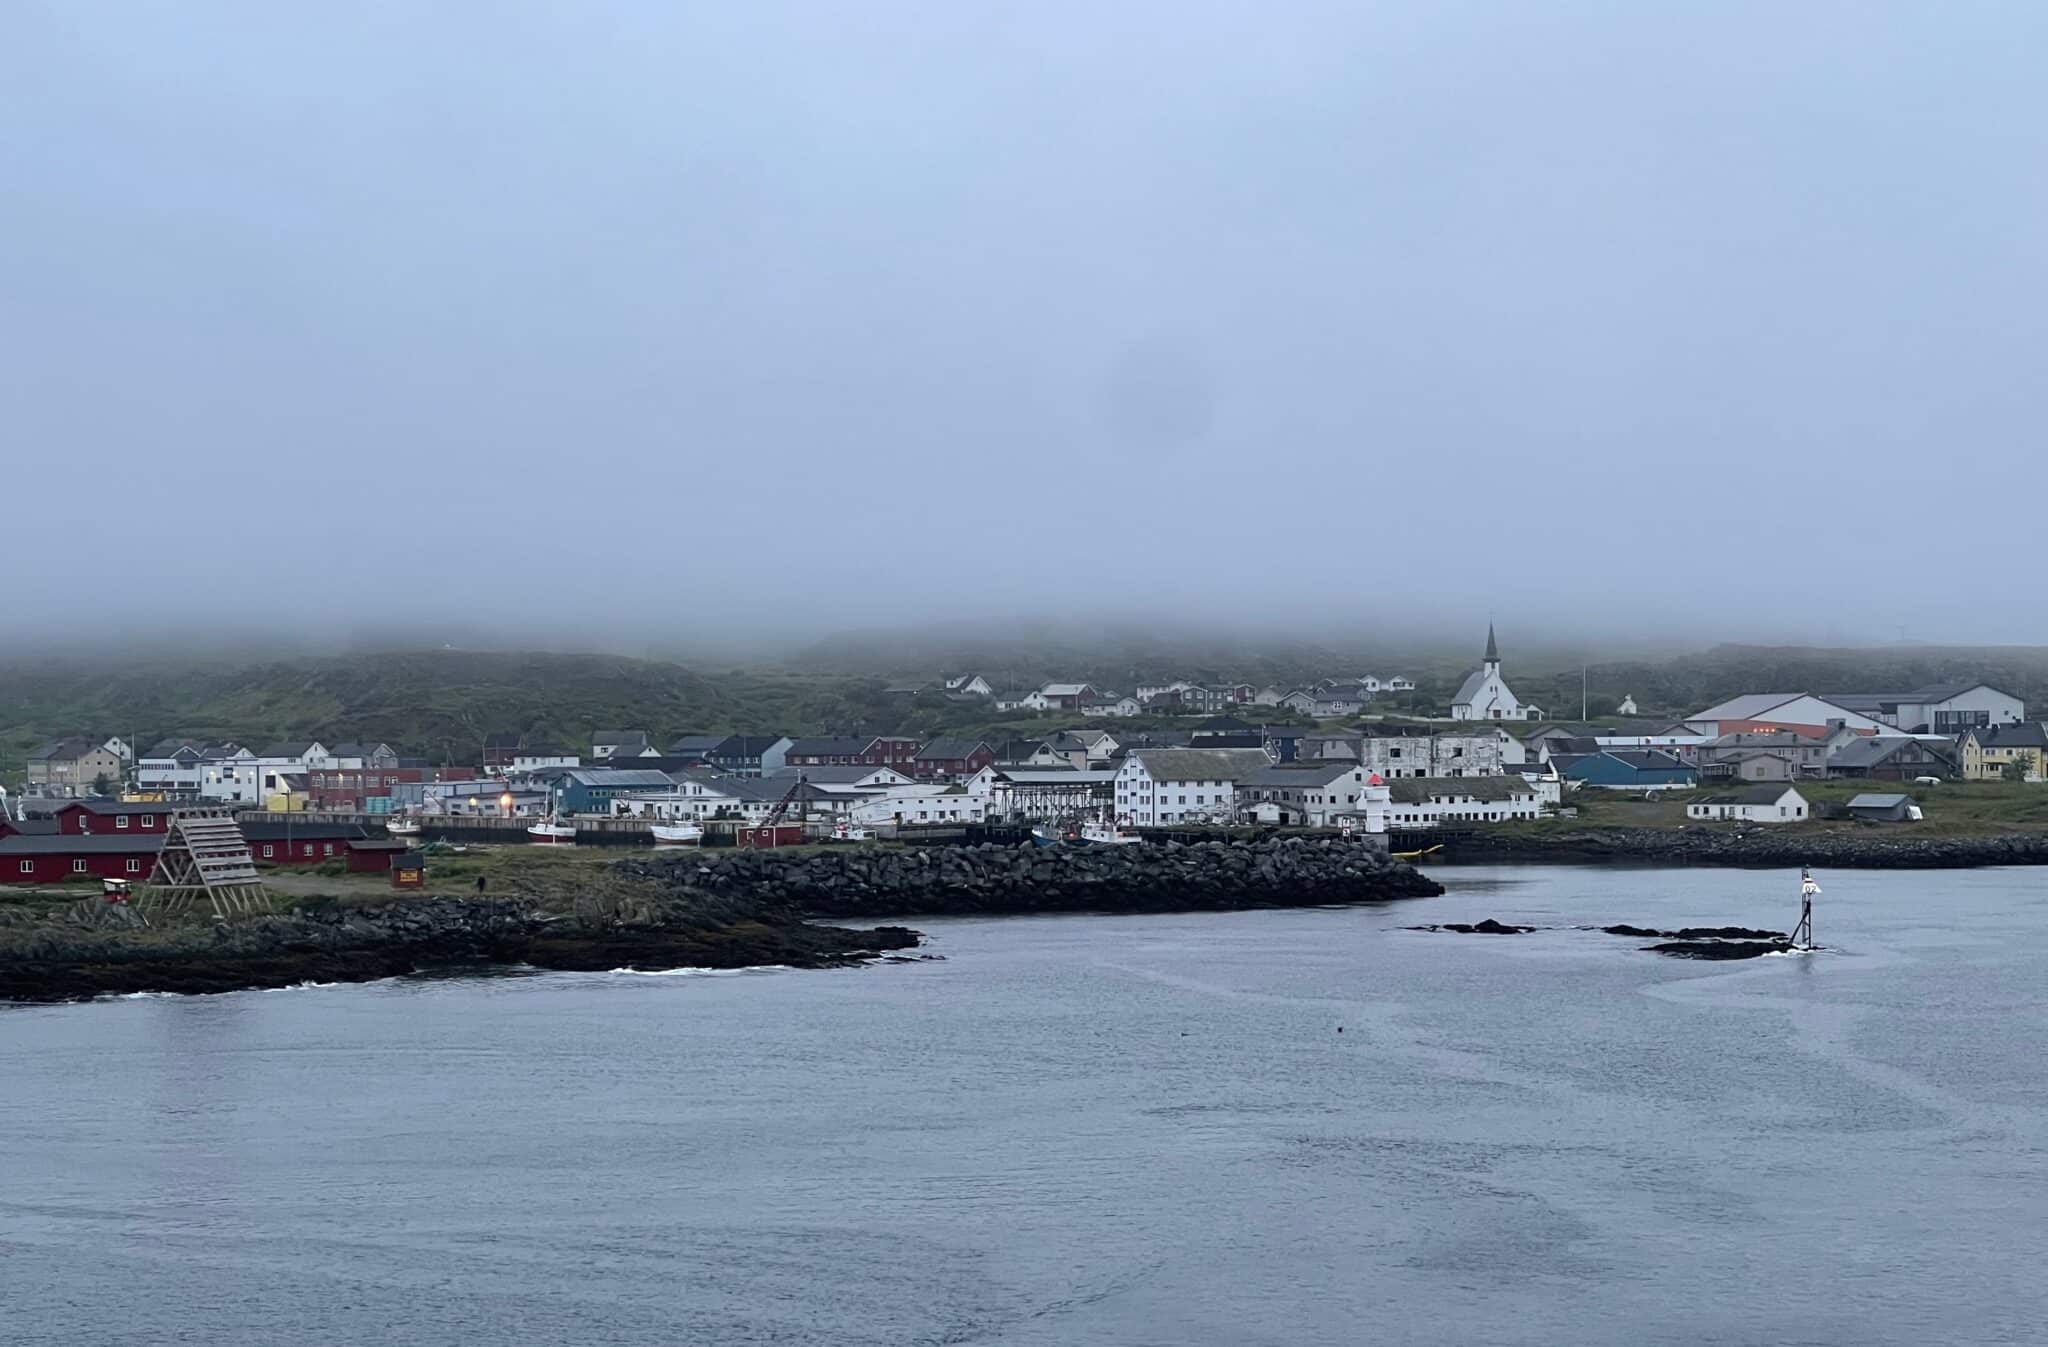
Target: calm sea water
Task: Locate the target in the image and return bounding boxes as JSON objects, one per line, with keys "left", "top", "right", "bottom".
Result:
{"left": 5, "top": 865, "right": 2046, "bottom": 1346}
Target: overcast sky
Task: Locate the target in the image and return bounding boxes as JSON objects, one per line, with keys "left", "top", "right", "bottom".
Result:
{"left": 6, "top": 3, "right": 2045, "bottom": 651}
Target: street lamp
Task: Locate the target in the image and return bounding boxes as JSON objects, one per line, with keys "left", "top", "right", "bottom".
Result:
{"left": 500, "top": 792, "right": 513, "bottom": 818}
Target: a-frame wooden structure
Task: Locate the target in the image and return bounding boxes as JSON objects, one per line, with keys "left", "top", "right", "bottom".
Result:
{"left": 140, "top": 807, "right": 271, "bottom": 917}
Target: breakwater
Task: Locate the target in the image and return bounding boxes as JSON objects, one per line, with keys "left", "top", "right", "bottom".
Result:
{"left": 628, "top": 836, "right": 1443, "bottom": 915}
{"left": 1446, "top": 826, "right": 2048, "bottom": 869}
{"left": 0, "top": 838, "right": 1441, "bottom": 1002}
{"left": 0, "top": 895, "right": 918, "bottom": 1003}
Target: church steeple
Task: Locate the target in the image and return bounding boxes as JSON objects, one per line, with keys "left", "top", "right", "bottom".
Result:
{"left": 1483, "top": 622, "right": 1499, "bottom": 670}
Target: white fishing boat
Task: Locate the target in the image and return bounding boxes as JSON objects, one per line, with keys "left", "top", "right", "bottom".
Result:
{"left": 1077, "top": 815, "right": 1142, "bottom": 846}
{"left": 826, "top": 821, "right": 872, "bottom": 843}
{"left": 528, "top": 815, "right": 577, "bottom": 845}
{"left": 386, "top": 814, "right": 422, "bottom": 837}
{"left": 650, "top": 820, "right": 704, "bottom": 846}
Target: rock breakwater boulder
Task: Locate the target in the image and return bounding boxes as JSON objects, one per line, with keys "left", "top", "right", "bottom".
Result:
{"left": 625, "top": 837, "right": 1443, "bottom": 917}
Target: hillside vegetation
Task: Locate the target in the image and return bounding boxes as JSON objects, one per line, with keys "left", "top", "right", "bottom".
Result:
{"left": 6, "top": 641, "right": 2048, "bottom": 775}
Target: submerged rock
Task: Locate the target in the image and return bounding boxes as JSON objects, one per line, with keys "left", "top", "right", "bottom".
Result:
{"left": 1646, "top": 938, "right": 1792, "bottom": 961}
{"left": 1409, "top": 918, "right": 1534, "bottom": 935}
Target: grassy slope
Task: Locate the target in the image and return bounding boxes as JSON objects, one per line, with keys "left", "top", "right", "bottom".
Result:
{"left": 1516, "top": 778, "right": 2048, "bottom": 839}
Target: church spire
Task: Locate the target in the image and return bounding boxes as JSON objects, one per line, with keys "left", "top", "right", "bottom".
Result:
{"left": 1484, "top": 622, "right": 1499, "bottom": 667}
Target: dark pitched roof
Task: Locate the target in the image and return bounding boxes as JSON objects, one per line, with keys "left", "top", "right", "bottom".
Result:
{"left": 914, "top": 738, "right": 993, "bottom": 762}
{"left": 1126, "top": 748, "right": 1274, "bottom": 782}
{"left": 1386, "top": 776, "right": 1531, "bottom": 803}
{"left": 708, "top": 735, "right": 787, "bottom": 759}
{"left": 1966, "top": 722, "right": 2048, "bottom": 749}
{"left": 1827, "top": 737, "right": 1951, "bottom": 769}
{"left": 767, "top": 764, "right": 904, "bottom": 784}
{"left": 57, "top": 800, "right": 169, "bottom": 817}
{"left": 1194, "top": 716, "right": 1254, "bottom": 732}
{"left": 28, "top": 738, "right": 99, "bottom": 762}
{"left": 1847, "top": 792, "right": 1913, "bottom": 809}
{"left": 237, "top": 821, "right": 376, "bottom": 842}
{"left": 784, "top": 737, "right": 875, "bottom": 758}
{"left": 1244, "top": 762, "right": 1360, "bottom": 788}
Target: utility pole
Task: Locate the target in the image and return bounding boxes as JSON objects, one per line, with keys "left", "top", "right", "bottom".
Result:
{"left": 1581, "top": 664, "right": 1588, "bottom": 722}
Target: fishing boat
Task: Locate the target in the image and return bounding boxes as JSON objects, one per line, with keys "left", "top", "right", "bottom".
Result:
{"left": 386, "top": 813, "right": 422, "bottom": 838}
{"left": 650, "top": 820, "right": 704, "bottom": 847}
{"left": 1077, "top": 815, "right": 1142, "bottom": 846}
{"left": 528, "top": 815, "right": 577, "bottom": 845}
{"left": 825, "top": 821, "right": 872, "bottom": 844}
{"left": 1030, "top": 825, "right": 1073, "bottom": 847}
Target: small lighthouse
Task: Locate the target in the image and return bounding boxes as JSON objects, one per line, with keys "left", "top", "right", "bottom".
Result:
{"left": 1792, "top": 867, "right": 1820, "bottom": 950}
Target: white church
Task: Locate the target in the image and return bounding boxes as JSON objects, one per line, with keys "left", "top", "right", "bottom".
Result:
{"left": 1450, "top": 624, "right": 1540, "bottom": 722}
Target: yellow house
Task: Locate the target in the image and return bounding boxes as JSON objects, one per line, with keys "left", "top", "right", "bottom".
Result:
{"left": 1960, "top": 724, "right": 2048, "bottom": 781}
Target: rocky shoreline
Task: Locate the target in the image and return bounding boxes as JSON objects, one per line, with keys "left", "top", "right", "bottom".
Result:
{"left": 1442, "top": 826, "right": 2048, "bottom": 869}
{"left": 0, "top": 895, "right": 920, "bottom": 1003}
{"left": 0, "top": 837, "right": 1441, "bottom": 1003}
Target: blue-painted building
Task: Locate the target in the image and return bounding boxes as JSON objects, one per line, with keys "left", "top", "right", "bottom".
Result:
{"left": 1558, "top": 750, "right": 1697, "bottom": 790}
{"left": 553, "top": 768, "right": 679, "bottom": 815}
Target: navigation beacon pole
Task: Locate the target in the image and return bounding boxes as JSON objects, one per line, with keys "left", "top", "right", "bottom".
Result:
{"left": 1793, "top": 866, "right": 1819, "bottom": 950}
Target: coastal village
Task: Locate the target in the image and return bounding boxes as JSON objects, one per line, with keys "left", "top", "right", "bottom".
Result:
{"left": 0, "top": 624, "right": 2036, "bottom": 886}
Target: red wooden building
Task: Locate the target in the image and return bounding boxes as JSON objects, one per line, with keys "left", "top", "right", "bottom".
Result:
{"left": 52, "top": 801, "right": 173, "bottom": 835}
{"left": 240, "top": 821, "right": 379, "bottom": 866}
{"left": 0, "top": 817, "right": 163, "bottom": 885}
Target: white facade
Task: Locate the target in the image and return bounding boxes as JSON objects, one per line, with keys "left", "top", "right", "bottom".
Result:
{"left": 850, "top": 789, "right": 987, "bottom": 826}
{"left": 1686, "top": 787, "right": 1809, "bottom": 824}
{"left": 512, "top": 751, "right": 581, "bottom": 772}
{"left": 1383, "top": 779, "right": 1542, "bottom": 828}
{"left": 945, "top": 674, "right": 995, "bottom": 696}
{"left": 1113, "top": 749, "right": 1272, "bottom": 827}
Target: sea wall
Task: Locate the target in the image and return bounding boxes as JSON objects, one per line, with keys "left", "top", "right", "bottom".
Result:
{"left": 1446, "top": 826, "right": 2048, "bottom": 869}
{"left": 628, "top": 837, "right": 1444, "bottom": 915}
{"left": 0, "top": 896, "right": 917, "bottom": 1003}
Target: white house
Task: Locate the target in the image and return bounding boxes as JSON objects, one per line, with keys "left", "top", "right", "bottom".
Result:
{"left": 1080, "top": 695, "right": 1142, "bottom": 718}
{"left": 1617, "top": 694, "right": 1639, "bottom": 716}
{"left": 850, "top": 787, "right": 987, "bottom": 827}
{"left": 767, "top": 764, "right": 915, "bottom": 794}
{"left": 512, "top": 749, "right": 581, "bottom": 772}
{"left": 1825, "top": 683, "right": 2024, "bottom": 736}
{"left": 1235, "top": 761, "right": 1377, "bottom": 826}
{"left": 945, "top": 674, "right": 995, "bottom": 697}
{"left": 1114, "top": 748, "right": 1273, "bottom": 827}
{"left": 1383, "top": 776, "right": 1542, "bottom": 828}
{"left": 1037, "top": 683, "right": 1097, "bottom": 710}
{"left": 1685, "top": 785, "right": 1809, "bottom": 824}
{"left": 1450, "top": 626, "right": 1534, "bottom": 722}
{"left": 1387, "top": 677, "right": 1416, "bottom": 692}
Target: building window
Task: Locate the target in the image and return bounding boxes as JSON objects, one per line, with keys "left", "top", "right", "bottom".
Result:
{"left": 141, "top": 815, "right": 154, "bottom": 827}
{"left": 262, "top": 844, "right": 274, "bottom": 857}
{"left": 18, "top": 861, "right": 30, "bottom": 874}
{"left": 126, "top": 859, "right": 141, "bottom": 873}
{"left": 72, "top": 859, "right": 88, "bottom": 873}
{"left": 116, "top": 815, "right": 130, "bottom": 829}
